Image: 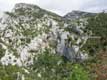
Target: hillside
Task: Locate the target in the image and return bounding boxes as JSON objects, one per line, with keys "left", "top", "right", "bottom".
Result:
{"left": 0, "top": 3, "right": 106, "bottom": 80}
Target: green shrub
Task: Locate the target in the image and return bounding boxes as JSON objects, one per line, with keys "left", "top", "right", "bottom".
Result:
{"left": 70, "top": 64, "right": 89, "bottom": 80}
{"left": 28, "top": 48, "right": 90, "bottom": 80}
{"left": 0, "top": 65, "right": 23, "bottom": 80}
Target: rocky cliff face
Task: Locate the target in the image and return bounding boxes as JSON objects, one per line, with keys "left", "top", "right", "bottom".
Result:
{"left": 0, "top": 3, "right": 88, "bottom": 66}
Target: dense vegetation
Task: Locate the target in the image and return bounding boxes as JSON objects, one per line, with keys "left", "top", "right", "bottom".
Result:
{"left": 82, "top": 12, "right": 107, "bottom": 56}
{"left": 86, "top": 12, "right": 107, "bottom": 37}
{"left": 82, "top": 12, "right": 107, "bottom": 80}
{"left": 0, "top": 48, "right": 90, "bottom": 80}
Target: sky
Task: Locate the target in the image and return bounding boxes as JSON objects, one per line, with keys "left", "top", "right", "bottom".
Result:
{"left": 0, "top": 0, "right": 107, "bottom": 16}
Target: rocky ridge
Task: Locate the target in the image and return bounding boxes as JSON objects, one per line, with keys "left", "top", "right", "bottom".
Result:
{"left": 0, "top": 3, "right": 89, "bottom": 66}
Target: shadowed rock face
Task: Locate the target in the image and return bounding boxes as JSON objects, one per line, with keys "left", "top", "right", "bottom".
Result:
{"left": 0, "top": 3, "right": 89, "bottom": 66}
{"left": 63, "top": 44, "right": 76, "bottom": 61}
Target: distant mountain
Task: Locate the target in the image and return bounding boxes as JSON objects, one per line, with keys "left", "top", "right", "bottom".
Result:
{"left": 64, "top": 10, "right": 96, "bottom": 20}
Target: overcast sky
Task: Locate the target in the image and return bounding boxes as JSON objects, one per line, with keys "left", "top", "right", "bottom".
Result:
{"left": 0, "top": 0, "right": 107, "bottom": 16}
